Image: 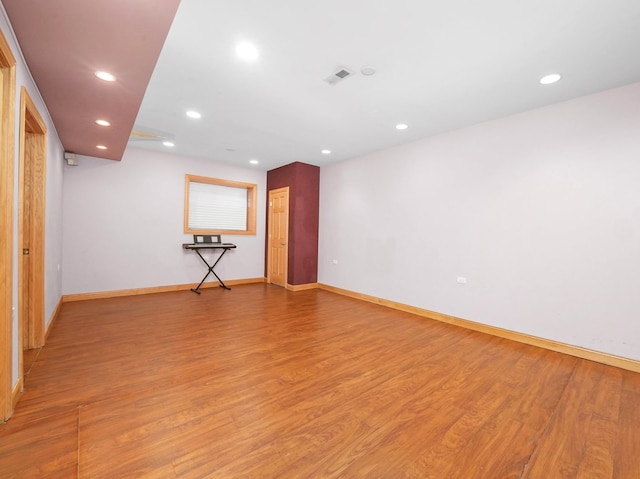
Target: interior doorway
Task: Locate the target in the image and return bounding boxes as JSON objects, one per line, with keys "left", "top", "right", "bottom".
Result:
{"left": 267, "top": 187, "right": 289, "bottom": 287}
{"left": 0, "top": 28, "right": 17, "bottom": 421}
{"left": 18, "top": 87, "right": 47, "bottom": 380}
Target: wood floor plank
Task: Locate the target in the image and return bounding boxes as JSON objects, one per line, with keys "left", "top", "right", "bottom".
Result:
{"left": 522, "top": 360, "right": 626, "bottom": 479}
{"left": 613, "top": 371, "right": 640, "bottom": 479}
{"left": 1, "top": 284, "right": 639, "bottom": 478}
{"left": 0, "top": 410, "right": 79, "bottom": 478}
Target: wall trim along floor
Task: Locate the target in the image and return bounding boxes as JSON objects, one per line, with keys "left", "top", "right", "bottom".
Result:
{"left": 45, "top": 298, "right": 63, "bottom": 339}
{"left": 61, "top": 278, "right": 266, "bottom": 303}
{"left": 10, "top": 377, "right": 22, "bottom": 411}
{"left": 317, "top": 283, "right": 640, "bottom": 374}
{"left": 286, "top": 282, "right": 318, "bottom": 291}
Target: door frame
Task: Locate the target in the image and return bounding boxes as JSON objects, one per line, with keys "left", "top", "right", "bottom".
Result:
{"left": 17, "top": 87, "right": 47, "bottom": 381}
{"left": 267, "top": 186, "right": 289, "bottom": 286}
{"left": 0, "top": 29, "right": 17, "bottom": 421}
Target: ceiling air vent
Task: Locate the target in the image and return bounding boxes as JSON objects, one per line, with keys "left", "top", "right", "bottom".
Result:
{"left": 324, "top": 66, "right": 354, "bottom": 85}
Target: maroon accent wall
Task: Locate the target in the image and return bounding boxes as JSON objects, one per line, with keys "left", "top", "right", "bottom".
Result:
{"left": 266, "top": 162, "right": 320, "bottom": 285}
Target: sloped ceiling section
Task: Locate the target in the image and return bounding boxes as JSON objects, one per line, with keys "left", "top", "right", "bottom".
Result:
{"left": 3, "top": 0, "right": 181, "bottom": 161}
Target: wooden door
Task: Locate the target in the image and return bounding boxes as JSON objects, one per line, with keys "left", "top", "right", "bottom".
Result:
{"left": 267, "top": 187, "right": 289, "bottom": 287}
{"left": 18, "top": 88, "right": 46, "bottom": 360}
{"left": 21, "top": 135, "right": 33, "bottom": 348}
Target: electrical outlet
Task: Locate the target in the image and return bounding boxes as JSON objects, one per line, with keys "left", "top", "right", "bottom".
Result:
{"left": 332, "top": 259, "right": 339, "bottom": 265}
{"left": 457, "top": 277, "right": 467, "bottom": 284}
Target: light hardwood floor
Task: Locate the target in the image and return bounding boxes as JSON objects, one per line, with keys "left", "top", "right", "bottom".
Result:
{"left": 1, "top": 284, "right": 639, "bottom": 478}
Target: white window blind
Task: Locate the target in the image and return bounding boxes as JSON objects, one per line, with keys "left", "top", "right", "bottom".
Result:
{"left": 188, "top": 181, "right": 248, "bottom": 231}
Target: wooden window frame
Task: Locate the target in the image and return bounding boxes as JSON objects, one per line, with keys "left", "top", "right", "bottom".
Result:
{"left": 184, "top": 174, "right": 257, "bottom": 235}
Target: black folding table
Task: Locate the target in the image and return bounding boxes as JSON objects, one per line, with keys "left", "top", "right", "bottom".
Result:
{"left": 182, "top": 243, "right": 237, "bottom": 294}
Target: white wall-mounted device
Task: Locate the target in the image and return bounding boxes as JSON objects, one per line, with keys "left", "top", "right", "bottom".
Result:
{"left": 64, "top": 152, "right": 78, "bottom": 166}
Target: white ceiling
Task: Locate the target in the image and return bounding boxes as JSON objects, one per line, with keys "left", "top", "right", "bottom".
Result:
{"left": 130, "top": 0, "right": 640, "bottom": 171}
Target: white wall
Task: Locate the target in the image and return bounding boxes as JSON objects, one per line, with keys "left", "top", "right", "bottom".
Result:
{"left": 62, "top": 147, "right": 266, "bottom": 295}
{"left": 319, "top": 82, "right": 640, "bottom": 361}
{"left": 1, "top": 6, "right": 65, "bottom": 386}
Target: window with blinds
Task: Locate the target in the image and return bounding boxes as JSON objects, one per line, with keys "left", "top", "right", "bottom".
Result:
{"left": 184, "top": 175, "right": 257, "bottom": 235}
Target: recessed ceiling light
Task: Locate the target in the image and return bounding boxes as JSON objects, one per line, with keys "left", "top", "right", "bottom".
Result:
{"left": 94, "top": 71, "right": 116, "bottom": 82}
{"left": 162, "top": 141, "right": 175, "bottom": 147}
{"left": 236, "top": 42, "right": 259, "bottom": 61}
{"left": 540, "top": 73, "right": 561, "bottom": 85}
{"left": 96, "top": 145, "right": 107, "bottom": 150}
{"left": 95, "top": 119, "right": 111, "bottom": 127}
{"left": 321, "top": 149, "right": 331, "bottom": 155}
{"left": 249, "top": 159, "right": 259, "bottom": 165}
{"left": 186, "top": 110, "right": 201, "bottom": 119}
{"left": 396, "top": 123, "right": 408, "bottom": 130}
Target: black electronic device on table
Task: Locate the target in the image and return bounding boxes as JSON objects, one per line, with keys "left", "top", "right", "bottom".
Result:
{"left": 192, "top": 234, "right": 221, "bottom": 244}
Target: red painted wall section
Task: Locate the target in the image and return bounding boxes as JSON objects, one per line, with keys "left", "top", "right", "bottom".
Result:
{"left": 266, "top": 162, "right": 320, "bottom": 285}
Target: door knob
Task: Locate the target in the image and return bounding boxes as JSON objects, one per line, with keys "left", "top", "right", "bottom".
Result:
{"left": 23, "top": 249, "right": 30, "bottom": 255}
